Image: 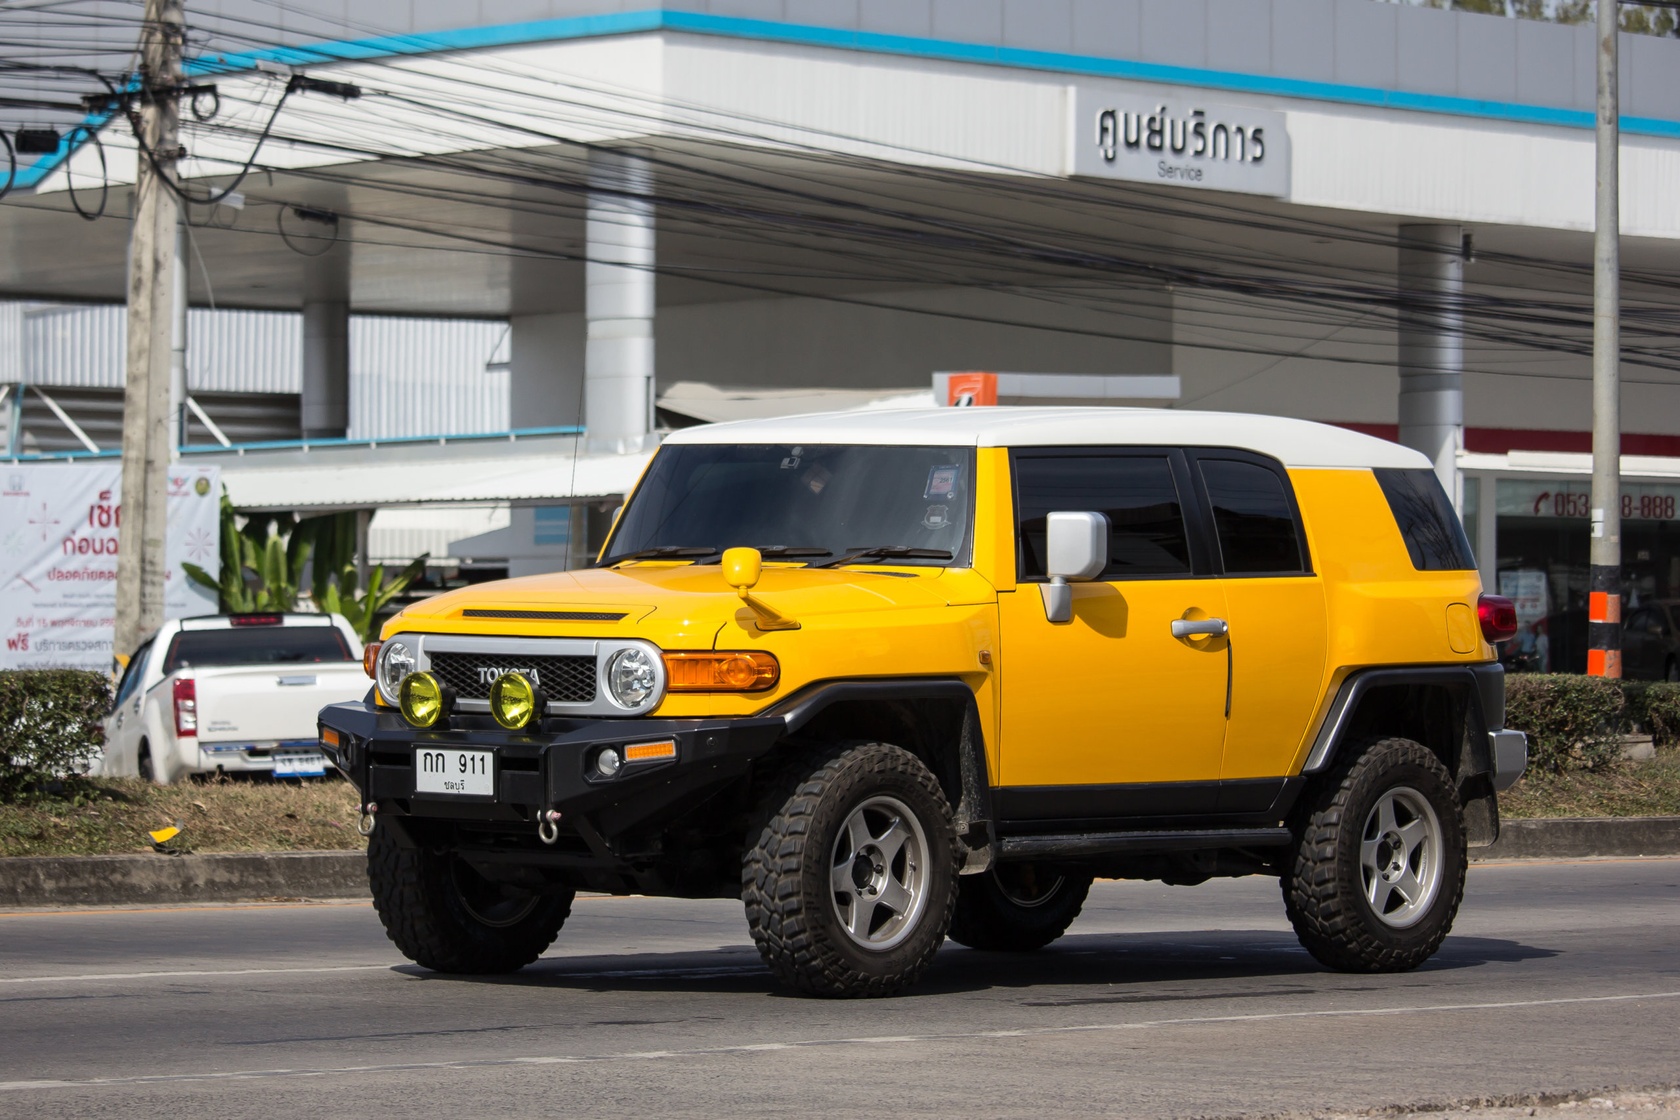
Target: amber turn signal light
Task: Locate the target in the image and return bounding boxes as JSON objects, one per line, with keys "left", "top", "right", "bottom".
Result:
{"left": 662, "top": 651, "right": 779, "bottom": 691}
{"left": 363, "top": 640, "right": 382, "bottom": 679}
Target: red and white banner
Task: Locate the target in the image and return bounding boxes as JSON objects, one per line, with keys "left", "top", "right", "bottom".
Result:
{"left": 1, "top": 462, "right": 220, "bottom": 670}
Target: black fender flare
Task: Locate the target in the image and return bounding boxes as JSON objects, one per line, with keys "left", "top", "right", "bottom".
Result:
{"left": 760, "top": 677, "right": 994, "bottom": 857}
{"left": 1303, "top": 662, "right": 1505, "bottom": 776}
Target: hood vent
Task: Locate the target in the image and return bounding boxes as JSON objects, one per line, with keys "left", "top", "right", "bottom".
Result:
{"left": 462, "top": 608, "right": 627, "bottom": 622}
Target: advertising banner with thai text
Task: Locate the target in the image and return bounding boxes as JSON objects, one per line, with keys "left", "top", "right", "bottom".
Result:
{"left": 1, "top": 462, "right": 220, "bottom": 670}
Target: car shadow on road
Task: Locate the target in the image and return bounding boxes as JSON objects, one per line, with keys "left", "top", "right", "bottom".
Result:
{"left": 398, "top": 928, "right": 1557, "bottom": 999}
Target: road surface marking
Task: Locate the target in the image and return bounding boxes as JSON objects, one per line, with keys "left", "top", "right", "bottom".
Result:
{"left": 0, "top": 964, "right": 393, "bottom": 985}
{"left": 4, "top": 989, "right": 1678, "bottom": 1091}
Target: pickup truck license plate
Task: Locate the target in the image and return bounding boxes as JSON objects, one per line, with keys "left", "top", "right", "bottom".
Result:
{"left": 415, "top": 748, "right": 495, "bottom": 797}
{"left": 273, "top": 751, "right": 327, "bottom": 778}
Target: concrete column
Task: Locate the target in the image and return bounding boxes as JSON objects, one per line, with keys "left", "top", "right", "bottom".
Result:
{"left": 585, "top": 150, "right": 656, "bottom": 453}
{"left": 169, "top": 218, "right": 188, "bottom": 453}
{"left": 300, "top": 298, "right": 350, "bottom": 439}
{"left": 1397, "top": 224, "right": 1465, "bottom": 507}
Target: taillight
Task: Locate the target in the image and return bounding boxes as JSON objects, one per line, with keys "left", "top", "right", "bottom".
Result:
{"left": 363, "top": 640, "right": 381, "bottom": 679}
{"left": 173, "top": 677, "right": 197, "bottom": 737}
{"left": 1477, "top": 595, "right": 1519, "bottom": 644}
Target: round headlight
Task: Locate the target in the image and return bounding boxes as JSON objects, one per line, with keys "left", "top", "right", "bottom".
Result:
{"left": 399, "top": 671, "right": 448, "bottom": 728}
{"left": 375, "top": 637, "right": 417, "bottom": 705}
{"left": 605, "top": 647, "right": 659, "bottom": 710}
{"left": 489, "top": 671, "right": 543, "bottom": 731}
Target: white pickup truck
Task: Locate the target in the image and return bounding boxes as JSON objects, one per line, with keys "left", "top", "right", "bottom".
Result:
{"left": 99, "top": 614, "right": 368, "bottom": 783}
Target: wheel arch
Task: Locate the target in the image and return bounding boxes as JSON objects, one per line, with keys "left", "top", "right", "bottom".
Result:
{"left": 763, "top": 678, "right": 992, "bottom": 848}
{"left": 1301, "top": 664, "right": 1504, "bottom": 845}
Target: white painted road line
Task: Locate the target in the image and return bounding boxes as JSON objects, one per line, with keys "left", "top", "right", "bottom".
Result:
{"left": 5, "top": 989, "right": 1679, "bottom": 1092}
{"left": 0, "top": 964, "right": 393, "bottom": 985}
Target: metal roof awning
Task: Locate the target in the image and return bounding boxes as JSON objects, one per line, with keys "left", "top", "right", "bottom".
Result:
{"left": 194, "top": 431, "right": 651, "bottom": 512}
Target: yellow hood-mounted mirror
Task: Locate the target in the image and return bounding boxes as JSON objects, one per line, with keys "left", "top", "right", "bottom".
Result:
{"left": 721, "top": 547, "right": 800, "bottom": 632}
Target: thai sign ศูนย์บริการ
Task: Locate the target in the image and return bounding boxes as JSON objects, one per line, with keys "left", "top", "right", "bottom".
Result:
{"left": 1067, "top": 88, "right": 1291, "bottom": 198}
{"left": 0, "top": 463, "right": 220, "bottom": 671}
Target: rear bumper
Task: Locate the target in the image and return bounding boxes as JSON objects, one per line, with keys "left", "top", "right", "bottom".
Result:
{"left": 1489, "top": 729, "right": 1528, "bottom": 792}
{"left": 316, "top": 700, "right": 786, "bottom": 838}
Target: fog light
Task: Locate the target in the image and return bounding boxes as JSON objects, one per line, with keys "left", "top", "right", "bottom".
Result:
{"left": 594, "top": 748, "right": 622, "bottom": 778}
{"left": 489, "top": 671, "right": 545, "bottom": 731}
{"left": 399, "top": 671, "right": 453, "bottom": 728}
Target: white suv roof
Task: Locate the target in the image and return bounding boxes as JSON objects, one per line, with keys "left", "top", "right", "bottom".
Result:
{"left": 662, "top": 407, "right": 1430, "bottom": 471}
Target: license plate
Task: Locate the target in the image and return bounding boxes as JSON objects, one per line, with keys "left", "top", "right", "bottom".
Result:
{"left": 273, "top": 752, "right": 327, "bottom": 778}
{"left": 414, "top": 748, "right": 495, "bottom": 797}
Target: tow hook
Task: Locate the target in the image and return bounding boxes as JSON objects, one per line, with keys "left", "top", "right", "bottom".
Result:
{"left": 357, "top": 802, "right": 377, "bottom": 837}
{"left": 538, "top": 809, "right": 562, "bottom": 845}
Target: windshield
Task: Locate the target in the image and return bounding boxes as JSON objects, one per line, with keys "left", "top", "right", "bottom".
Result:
{"left": 604, "top": 444, "right": 975, "bottom": 568}
{"left": 162, "top": 627, "right": 355, "bottom": 675}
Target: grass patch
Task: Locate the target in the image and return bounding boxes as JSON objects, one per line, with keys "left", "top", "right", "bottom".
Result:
{"left": 1499, "top": 750, "right": 1680, "bottom": 820}
{"left": 0, "top": 776, "right": 367, "bottom": 858}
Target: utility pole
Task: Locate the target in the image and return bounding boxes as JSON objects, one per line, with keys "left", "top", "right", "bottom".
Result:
{"left": 114, "top": 0, "right": 183, "bottom": 666}
{"left": 1588, "top": 0, "right": 1622, "bottom": 678}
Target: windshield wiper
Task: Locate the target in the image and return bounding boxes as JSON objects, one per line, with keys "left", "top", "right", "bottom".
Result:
{"left": 755, "top": 546, "right": 833, "bottom": 559}
{"left": 815, "top": 546, "right": 954, "bottom": 569}
{"left": 603, "top": 546, "right": 718, "bottom": 567}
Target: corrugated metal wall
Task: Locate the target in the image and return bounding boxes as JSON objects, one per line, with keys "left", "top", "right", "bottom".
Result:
{"left": 349, "top": 316, "right": 509, "bottom": 439}
{"left": 0, "top": 301, "right": 509, "bottom": 440}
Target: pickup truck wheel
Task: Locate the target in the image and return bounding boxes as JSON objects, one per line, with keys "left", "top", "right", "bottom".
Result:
{"left": 742, "top": 742, "right": 958, "bottom": 998}
{"left": 1283, "top": 737, "right": 1466, "bottom": 973}
{"left": 947, "top": 864, "right": 1091, "bottom": 952}
{"left": 367, "top": 824, "right": 572, "bottom": 974}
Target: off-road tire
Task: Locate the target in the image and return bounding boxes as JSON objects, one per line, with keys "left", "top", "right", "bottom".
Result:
{"left": 1284, "top": 737, "right": 1466, "bottom": 973}
{"left": 742, "top": 742, "right": 959, "bottom": 998}
{"left": 947, "top": 865, "right": 1092, "bottom": 952}
{"left": 367, "top": 823, "right": 572, "bottom": 973}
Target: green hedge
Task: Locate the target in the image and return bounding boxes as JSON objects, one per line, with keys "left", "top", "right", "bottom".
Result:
{"left": 1505, "top": 675, "right": 1680, "bottom": 774}
{"left": 0, "top": 670, "right": 110, "bottom": 800}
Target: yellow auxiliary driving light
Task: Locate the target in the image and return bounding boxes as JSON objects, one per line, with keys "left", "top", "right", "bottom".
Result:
{"left": 489, "top": 671, "right": 546, "bottom": 731}
{"left": 398, "top": 671, "right": 453, "bottom": 728}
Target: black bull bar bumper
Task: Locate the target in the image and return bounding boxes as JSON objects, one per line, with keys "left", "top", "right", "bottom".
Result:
{"left": 316, "top": 700, "right": 787, "bottom": 837}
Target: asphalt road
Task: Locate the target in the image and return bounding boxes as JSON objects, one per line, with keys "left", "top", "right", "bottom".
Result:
{"left": 1, "top": 858, "right": 1676, "bottom": 1119}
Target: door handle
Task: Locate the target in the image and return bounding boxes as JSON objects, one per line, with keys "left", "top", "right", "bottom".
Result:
{"left": 1171, "top": 617, "right": 1228, "bottom": 639}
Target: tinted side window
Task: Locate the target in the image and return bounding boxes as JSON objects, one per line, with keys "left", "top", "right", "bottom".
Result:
{"left": 113, "top": 639, "right": 153, "bottom": 708}
{"left": 1373, "top": 468, "right": 1476, "bottom": 572}
{"left": 1015, "top": 455, "right": 1191, "bottom": 580}
{"left": 1200, "top": 459, "right": 1306, "bottom": 575}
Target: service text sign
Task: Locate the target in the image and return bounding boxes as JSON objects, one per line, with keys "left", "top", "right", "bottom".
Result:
{"left": 1068, "top": 88, "right": 1290, "bottom": 197}
{"left": 1, "top": 462, "right": 220, "bottom": 670}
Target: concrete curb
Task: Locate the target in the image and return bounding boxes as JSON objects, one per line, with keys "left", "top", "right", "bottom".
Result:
{"left": 1474, "top": 816, "right": 1680, "bottom": 861}
{"left": 0, "top": 850, "right": 368, "bottom": 909}
{"left": 2, "top": 817, "right": 1677, "bottom": 908}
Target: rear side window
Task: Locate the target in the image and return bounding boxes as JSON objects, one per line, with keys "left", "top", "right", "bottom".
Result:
{"left": 1199, "top": 458, "right": 1307, "bottom": 575}
{"left": 162, "top": 627, "right": 354, "bottom": 675}
{"left": 1014, "top": 454, "right": 1192, "bottom": 580}
{"left": 1374, "top": 468, "right": 1476, "bottom": 572}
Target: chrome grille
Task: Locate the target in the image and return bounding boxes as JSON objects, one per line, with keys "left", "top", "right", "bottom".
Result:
{"left": 426, "top": 652, "right": 596, "bottom": 704}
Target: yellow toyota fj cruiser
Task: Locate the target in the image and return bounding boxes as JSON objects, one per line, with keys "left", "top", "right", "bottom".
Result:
{"left": 318, "top": 407, "right": 1527, "bottom": 997}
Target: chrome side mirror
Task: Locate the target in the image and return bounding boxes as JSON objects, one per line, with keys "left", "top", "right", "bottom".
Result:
{"left": 1040, "top": 511, "right": 1109, "bottom": 623}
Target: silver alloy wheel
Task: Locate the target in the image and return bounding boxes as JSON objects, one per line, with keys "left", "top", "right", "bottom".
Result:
{"left": 829, "top": 794, "right": 930, "bottom": 951}
{"left": 1359, "top": 785, "right": 1444, "bottom": 929}
{"left": 992, "top": 865, "right": 1066, "bottom": 909}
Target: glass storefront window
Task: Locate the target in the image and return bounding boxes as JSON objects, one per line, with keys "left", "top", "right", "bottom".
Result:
{"left": 1495, "top": 478, "right": 1680, "bottom": 675}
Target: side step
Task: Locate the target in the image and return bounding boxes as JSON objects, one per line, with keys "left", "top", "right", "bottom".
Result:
{"left": 997, "top": 827, "right": 1292, "bottom": 861}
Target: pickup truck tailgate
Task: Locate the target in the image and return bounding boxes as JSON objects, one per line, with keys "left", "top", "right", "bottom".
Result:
{"left": 191, "top": 665, "right": 369, "bottom": 744}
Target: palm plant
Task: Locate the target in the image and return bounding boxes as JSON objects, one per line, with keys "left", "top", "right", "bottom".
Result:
{"left": 183, "top": 489, "right": 429, "bottom": 640}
